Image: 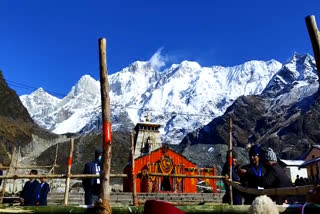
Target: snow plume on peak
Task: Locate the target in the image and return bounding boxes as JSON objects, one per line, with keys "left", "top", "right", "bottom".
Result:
{"left": 148, "top": 47, "right": 167, "bottom": 71}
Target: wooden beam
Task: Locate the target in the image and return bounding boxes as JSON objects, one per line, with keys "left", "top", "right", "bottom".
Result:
{"left": 225, "top": 179, "right": 314, "bottom": 196}
{"left": 98, "top": 37, "right": 112, "bottom": 214}
{"left": 0, "top": 174, "right": 127, "bottom": 179}
{"left": 1, "top": 204, "right": 319, "bottom": 214}
{"left": 306, "top": 15, "right": 320, "bottom": 82}
{"left": 0, "top": 165, "right": 58, "bottom": 169}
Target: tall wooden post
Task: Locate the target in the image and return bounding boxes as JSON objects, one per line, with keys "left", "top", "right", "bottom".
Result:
{"left": 306, "top": 15, "right": 320, "bottom": 82}
{"left": 98, "top": 38, "right": 112, "bottom": 214}
{"left": 228, "top": 117, "right": 233, "bottom": 205}
{"left": 0, "top": 146, "right": 16, "bottom": 204}
{"left": 63, "top": 138, "right": 74, "bottom": 206}
{"left": 50, "top": 144, "right": 59, "bottom": 190}
{"left": 131, "top": 132, "right": 138, "bottom": 206}
{"left": 12, "top": 147, "right": 19, "bottom": 194}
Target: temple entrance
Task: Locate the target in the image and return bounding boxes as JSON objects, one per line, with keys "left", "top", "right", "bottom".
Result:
{"left": 161, "top": 177, "right": 172, "bottom": 191}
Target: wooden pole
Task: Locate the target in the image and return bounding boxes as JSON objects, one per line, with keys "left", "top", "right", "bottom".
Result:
{"left": 131, "top": 132, "right": 138, "bottom": 206}
{"left": 64, "top": 138, "right": 74, "bottom": 206}
{"left": 228, "top": 117, "right": 233, "bottom": 205}
{"left": 12, "top": 147, "right": 19, "bottom": 194}
{"left": 98, "top": 38, "right": 112, "bottom": 214}
{"left": 0, "top": 146, "right": 15, "bottom": 204}
{"left": 306, "top": 15, "right": 320, "bottom": 82}
{"left": 49, "top": 144, "right": 59, "bottom": 189}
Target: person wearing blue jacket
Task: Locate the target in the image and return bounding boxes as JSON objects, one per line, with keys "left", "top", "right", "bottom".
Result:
{"left": 20, "top": 170, "right": 41, "bottom": 206}
{"left": 82, "top": 149, "right": 102, "bottom": 205}
{"left": 239, "top": 145, "right": 266, "bottom": 205}
{"left": 36, "top": 177, "right": 50, "bottom": 206}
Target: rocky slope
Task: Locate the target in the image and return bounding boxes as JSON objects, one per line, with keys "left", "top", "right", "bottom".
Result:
{"left": 0, "top": 71, "right": 60, "bottom": 165}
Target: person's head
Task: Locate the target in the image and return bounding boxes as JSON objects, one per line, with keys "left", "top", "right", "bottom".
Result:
{"left": 232, "top": 152, "right": 238, "bottom": 166}
{"left": 40, "top": 177, "right": 46, "bottom": 183}
{"left": 30, "top": 169, "right": 38, "bottom": 175}
{"left": 249, "top": 145, "right": 261, "bottom": 166}
{"left": 95, "top": 149, "right": 103, "bottom": 163}
{"left": 226, "top": 152, "right": 238, "bottom": 166}
{"left": 264, "top": 147, "right": 277, "bottom": 166}
{"left": 29, "top": 169, "right": 38, "bottom": 181}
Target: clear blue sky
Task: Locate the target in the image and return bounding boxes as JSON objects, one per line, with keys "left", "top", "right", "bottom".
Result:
{"left": 0, "top": 0, "right": 319, "bottom": 97}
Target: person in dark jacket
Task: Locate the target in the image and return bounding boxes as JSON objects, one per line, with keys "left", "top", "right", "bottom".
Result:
{"left": 36, "top": 177, "right": 50, "bottom": 206}
{"left": 82, "top": 149, "right": 102, "bottom": 205}
{"left": 222, "top": 151, "right": 242, "bottom": 205}
{"left": 262, "top": 147, "right": 292, "bottom": 204}
{"left": 20, "top": 170, "right": 41, "bottom": 206}
{"left": 239, "top": 145, "right": 266, "bottom": 205}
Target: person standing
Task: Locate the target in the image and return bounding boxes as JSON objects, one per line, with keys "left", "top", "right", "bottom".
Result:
{"left": 20, "top": 170, "right": 41, "bottom": 206}
{"left": 82, "top": 149, "right": 102, "bottom": 205}
{"left": 239, "top": 145, "right": 266, "bottom": 205}
{"left": 262, "top": 147, "right": 292, "bottom": 204}
{"left": 222, "top": 152, "right": 242, "bottom": 205}
{"left": 36, "top": 177, "right": 50, "bottom": 206}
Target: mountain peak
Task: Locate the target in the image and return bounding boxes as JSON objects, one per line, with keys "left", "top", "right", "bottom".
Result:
{"left": 179, "top": 60, "right": 201, "bottom": 70}
{"left": 78, "top": 74, "right": 97, "bottom": 85}
{"left": 289, "top": 53, "right": 314, "bottom": 64}
{"left": 71, "top": 75, "right": 100, "bottom": 97}
{"left": 27, "top": 87, "right": 59, "bottom": 101}
{"left": 31, "top": 87, "right": 48, "bottom": 96}
{"left": 130, "top": 61, "right": 150, "bottom": 70}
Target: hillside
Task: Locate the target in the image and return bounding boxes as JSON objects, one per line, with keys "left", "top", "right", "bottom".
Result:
{"left": 0, "top": 71, "right": 131, "bottom": 184}
{"left": 0, "top": 71, "right": 62, "bottom": 165}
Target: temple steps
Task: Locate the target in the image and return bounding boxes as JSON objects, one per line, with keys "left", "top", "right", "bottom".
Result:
{"left": 47, "top": 192, "right": 224, "bottom": 205}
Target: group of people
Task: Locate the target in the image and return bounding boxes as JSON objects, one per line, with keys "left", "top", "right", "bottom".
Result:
{"left": 295, "top": 175, "right": 310, "bottom": 186}
{"left": 0, "top": 167, "right": 49, "bottom": 206}
{"left": 222, "top": 145, "right": 293, "bottom": 205}
{"left": 0, "top": 149, "right": 101, "bottom": 207}
{"left": 19, "top": 170, "right": 50, "bottom": 206}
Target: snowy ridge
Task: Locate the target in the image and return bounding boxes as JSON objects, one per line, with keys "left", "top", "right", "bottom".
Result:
{"left": 20, "top": 55, "right": 290, "bottom": 144}
{"left": 263, "top": 53, "right": 318, "bottom": 111}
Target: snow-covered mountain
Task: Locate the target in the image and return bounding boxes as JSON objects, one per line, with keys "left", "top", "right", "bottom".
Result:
{"left": 178, "top": 53, "right": 319, "bottom": 165}
{"left": 20, "top": 56, "right": 284, "bottom": 144}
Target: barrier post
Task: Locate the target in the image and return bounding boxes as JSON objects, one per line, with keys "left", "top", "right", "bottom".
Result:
{"left": 63, "top": 138, "right": 74, "bottom": 206}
